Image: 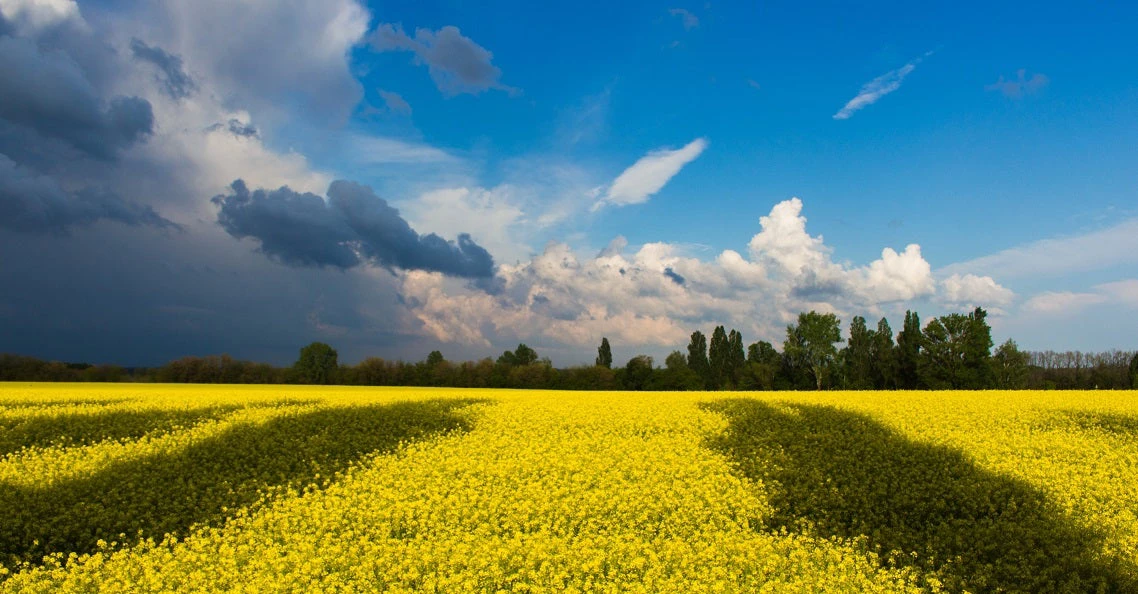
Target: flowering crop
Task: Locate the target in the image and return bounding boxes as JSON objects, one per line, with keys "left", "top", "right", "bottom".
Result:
{"left": 0, "top": 384, "right": 1136, "bottom": 592}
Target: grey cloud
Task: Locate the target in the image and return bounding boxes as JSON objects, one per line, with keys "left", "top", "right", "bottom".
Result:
{"left": 0, "top": 153, "right": 178, "bottom": 233}
{"left": 378, "top": 89, "right": 412, "bottom": 115}
{"left": 986, "top": 69, "right": 1049, "bottom": 99}
{"left": 213, "top": 179, "right": 495, "bottom": 278}
{"left": 0, "top": 35, "right": 153, "bottom": 160}
{"left": 663, "top": 267, "right": 686, "bottom": 286}
{"left": 370, "top": 23, "right": 516, "bottom": 96}
{"left": 130, "top": 38, "right": 196, "bottom": 99}
{"left": 208, "top": 119, "right": 259, "bottom": 139}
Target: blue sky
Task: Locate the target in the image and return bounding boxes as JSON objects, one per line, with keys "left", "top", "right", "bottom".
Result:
{"left": 1, "top": 0, "right": 1136, "bottom": 365}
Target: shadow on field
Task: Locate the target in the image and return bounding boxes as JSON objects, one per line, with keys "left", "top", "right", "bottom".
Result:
{"left": 0, "top": 406, "right": 242, "bottom": 457}
{"left": 703, "top": 400, "right": 1137, "bottom": 593}
{"left": 0, "top": 399, "right": 482, "bottom": 569}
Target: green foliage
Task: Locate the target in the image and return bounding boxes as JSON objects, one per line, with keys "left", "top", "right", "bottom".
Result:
{"left": 293, "top": 342, "right": 338, "bottom": 385}
{"left": 595, "top": 337, "right": 613, "bottom": 369}
{"left": 784, "top": 311, "right": 842, "bottom": 390}
{"left": 993, "top": 339, "right": 1030, "bottom": 389}
{"left": 621, "top": 355, "right": 655, "bottom": 390}
{"left": 1130, "top": 353, "right": 1138, "bottom": 389}
{"left": 870, "top": 318, "right": 896, "bottom": 389}
{"left": 920, "top": 308, "right": 993, "bottom": 389}
{"left": 426, "top": 351, "right": 445, "bottom": 367}
{"left": 708, "top": 326, "right": 729, "bottom": 390}
{"left": 895, "top": 310, "right": 922, "bottom": 389}
{"left": 842, "top": 316, "right": 875, "bottom": 390}
{"left": 686, "top": 331, "right": 711, "bottom": 389}
{"left": 727, "top": 329, "right": 745, "bottom": 389}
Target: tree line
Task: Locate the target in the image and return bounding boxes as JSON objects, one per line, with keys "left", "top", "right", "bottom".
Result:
{"left": 2, "top": 307, "right": 1136, "bottom": 390}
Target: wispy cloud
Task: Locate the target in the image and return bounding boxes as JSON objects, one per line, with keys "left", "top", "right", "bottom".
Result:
{"left": 986, "top": 69, "right": 1049, "bottom": 99}
{"left": 370, "top": 23, "right": 517, "bottom": 96}
{"left": 350, "top": 135, "right": 456, "bottom": 164}
{"left": 593, "top": 138, "right": 708, "bottom": 211}
{"left": 833, "top": 52, "right": 932, "bottom": 120}
{"left": 668, "top": 8, "right": 699, "bottom": 30}
{"left": 377, "top": 89, "right": 412, "bottom": 115}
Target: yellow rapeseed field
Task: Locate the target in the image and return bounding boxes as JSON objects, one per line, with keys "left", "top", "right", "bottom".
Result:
{"left": 1, "top": 383, "right": 1136, "bottom": 593}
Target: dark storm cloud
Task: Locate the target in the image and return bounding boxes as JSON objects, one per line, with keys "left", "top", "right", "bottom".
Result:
{"left": 213, "top": 179, "right": 496, "bottom": 278}
{"left": 663, "top": 267, "right": 686, "bottom": 286}
{"left": 207, "top": 119, "right": 259, "bottom": 139}
{"left": 0, "top": 35, "right": 153, "bottom": 160}
{"left": 0, "top": 154, "right": 178, "bottom": 233}
{"left": 130, "top": 38, "right": 196, "bottom": 100}
{"left": 370, "top": 23, "right": 515, "bottom": 96}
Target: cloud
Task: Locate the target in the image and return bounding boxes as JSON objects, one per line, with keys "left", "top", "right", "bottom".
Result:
{"left": 207, "top": 118, "right": 259, "bottom": 139}
{"left": 377, "top": 89, "right": 411, "bottom": 115}
{"left": 668, "top": 8, "right": 699, "bottom": 30}
{"left": 0, "top": 153, "right": 177, "bottom": 232}
{"left": 0, "top": 35, "right": 153, "bottom": 159}
{"left": 370, "top": 23, "right": 516, "bottom": 96}
{"left": 939, "top": 273, "right": 1015, "bottom": 308}
{"left": 213, "top": 179, "right": 495, "bottom": 278}
{"left": 0, "top": 0, "right": 81, "bottom": 33}
{"left": 938, "top": 218, "right": 1138, "bottom": 280}
{"left": 130, "top": 38, "right": 196, "bottom": 100}
{"left": 1023, "top": 279, "right": 1138, "bottom": 315}
{"left": 594, "top": 138, "right": 707, "bottom": 210}
{"left": 833, "top": 52, "right": 931, "bottom": 120}
{"left": 986, "top": 69, "right": 1049, "bottom": 99}
{"left": 350, "top": 135, "right": 456, "bottom": 164}
{"left": 400, "top": 197, "right": 960, "bottom": 350}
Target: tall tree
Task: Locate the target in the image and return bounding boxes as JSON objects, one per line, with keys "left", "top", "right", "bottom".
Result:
{"left": 656, "top": 351, "right": 702, "bottom": 390}
{"left": 842, "top": 316, "right": 875, "bottom": 390}
{"left": 992, "top": 339, "right": 1029, "bottom": 389}
{"left": 962, "top": 307, "right": 994, "bottom": 388}
{"left": 293, "top": 342, "right": 338, "bottom": 385}
{"left": 687, "top": 330, "right": 711, "bottom": 389}
{"left": 727, "top": 329, "right": 746, "bottom": 388}
{"left": 870, "top": 317, "right": 896, "bottom": 389}
{"left": 896, "top": 310, "right": 922, "bottom": 389}
{"left": 742, "top": 340, "right": 780, "bottom": 390}
{"left": 513, "top": 344, "right": 539, "bottom": 366}
{"left": 784, "top": 311, "right": 842, "bottom": 390}
{"left": 621, "top": 355, "right": 655, "bottom": 390}
{"left": 919, "top": 314, "right": 970, "bottom": 389}
{"left": 1129, "top": 353, "right": 1138, "bottom": 389}
{"left": 708, "top": 325, "right": 729, "bottom": 389}
{"left": 595, "top": 337, "right": 613, "bottom": 368}
{"left": 426, "top": 350, "right": 445, "bottom": 367}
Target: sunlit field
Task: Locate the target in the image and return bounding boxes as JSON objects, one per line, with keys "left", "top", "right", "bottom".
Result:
{"left": 1, "top": 384, "right": 1136, "bottom": 593}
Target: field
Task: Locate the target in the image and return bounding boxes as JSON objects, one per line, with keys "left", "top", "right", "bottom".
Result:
{"left": 1, "top": 384, "right": 1136, "bottom": 593}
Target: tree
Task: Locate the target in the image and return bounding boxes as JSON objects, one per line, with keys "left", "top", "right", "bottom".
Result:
{"left": 962, "top": 307, "right": 994, "bottom": 388}
{"left": 596, "top": 337, "right": 613, "bottom": 368}
{"left": 727, "top": 329, "right": 746, "bottom": 388}
{"left": 784, "top": 311, "right": 842, "bottom": 390}
{"left": 1129, "top": 353, "right": 1138, "bottom": 389}
{"left": 896, "top": 310, "right": 922, "bottom": 389}
{"left": 426, "top": 350, "right": 445, "bottom": 367}
{"left": 622, "top": 355, "right": 655, "bottom": 390}
{"left": 992, "top": 339, "right": 1029, "bottom": 389}
{"left": 741, "top": 340, "right": 780, "bottom": 390}
{"left": 708, "top": 325, "right": 729, "bottom": 389}
{"left": 919, "top": 314, "right": 970, "bottom": 389}
{"left": 293, "top": 342, "right": 338, "bottom": 385}
{"left": 870, "top": 317, "right": 896, "bottom": 389}
{"left": 499, "top": 344, "right": 538, "bottom": 367}
{"left": 842, "top": 316, "right": 875, "bottom": 390}
{"left": 686, "top": 331, "right": 711, "bottom": 389}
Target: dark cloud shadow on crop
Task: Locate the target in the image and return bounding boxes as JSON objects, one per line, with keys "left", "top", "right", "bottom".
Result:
{"left": 0, "top": 405, "right": 241, "bottom": 457}
{"left": 0, "top": 399, "right": 483, "bottom": 570}
{"left": 702, "top": 400, "right": 1137, "bottom": 593}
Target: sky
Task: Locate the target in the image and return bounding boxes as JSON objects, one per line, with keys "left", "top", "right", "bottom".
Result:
{"left": 1, "top": 0, "right": 1136, "bottom": 367}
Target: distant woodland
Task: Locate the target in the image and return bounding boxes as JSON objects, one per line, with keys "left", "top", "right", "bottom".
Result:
{"left": 3, "top": 308, "right": 1136, "bottom": 390}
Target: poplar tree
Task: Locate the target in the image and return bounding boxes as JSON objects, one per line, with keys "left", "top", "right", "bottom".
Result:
{"left": 595, "top": 337, "right": 613, "bottom": 368}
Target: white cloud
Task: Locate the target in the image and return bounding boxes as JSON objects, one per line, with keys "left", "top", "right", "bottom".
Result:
{"left": 400, "top": 197, "right": 964, "bottom": 351}
{"left": 1023, "top": 291, "right": 1106, "bottom": 314}
{"left": 668, "top": 8, "right": 699, "bottom": 30}
{"left": 0, "top": 0, "right": 81, "bottom": 32}
{"left": 594, "top": 138, "right": 707, "bottom": 210}
{"left": 939, "top": 273, "right": 1015, "bottom": 308}
{"left": 939, "top": 218, "right": 1138, "bottom": 280}
{"left": 833, "top": 52, "right": 931, "bottom": 120}
{"left": 401, "top": 186, "right": 528, "bottom": 264}
{"left": 350, "top": 135, "right": 456, "bottom": 164}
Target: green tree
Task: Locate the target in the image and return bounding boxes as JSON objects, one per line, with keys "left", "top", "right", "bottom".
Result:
{"left": 784, "top": 311, "right": 842, "bottom": 390}
{"left": 727, "top": 329, "right": 746, "bottom": 388}
{"left": 896, "top": 310, "right": 922, "bottom": 389}
{"left": 654, "top": 351, "right": 702, "bottom": 390}
{"left": 426, "top": 350, "right": 445, "bottom": 367}
{"left": 1129, "top": 353, "right": 1138, "bottom": 389}
{"left": 992, "top": 339, "right": 1029, "bottom": 389}
{"left": 513, "top": 344, "right": 539, "bottom": 366}
{"left": 293, "top": 342, "right": 338, "bottom": 385}
{"left": 741, "top": 340, "right": 780, "bottom": 390}
{"left": 622, "top": 355, "right": 655, "bottom": 390}
{"left": 708, "top": 325, "right": 729, "bottom": 389}
{"left": 842, "top": 316, "right": 875, "bottom": 390}
{"left": 687, "top": 331, "right": 711, "bottom": 389}
{"left": 963, "top": 307, "right": 994, "bottom": 388}
{"left": 871, "top": 317, "right": 896, "bottom": 389}
{"left": 920, "top": 314, "right": 970, "bottom": 389}
{"left": 595, "top": 337, "right": 613, "bottom": 368}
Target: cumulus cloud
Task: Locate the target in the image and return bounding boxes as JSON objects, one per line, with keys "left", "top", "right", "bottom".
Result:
{"left": 370, "top": 23, "right": 516, "bottom": 96}
{"left": 0, "top": 153, "right": 177, "bottom": 232}
{"left": 130, "top": 38, "right": 196, "bottom": 100}
{"left": 594, "top": 138, "right": 707, "bottom": 210}
{"left": 668, "top": 8, "right": 699, "bottom": 30}
{"left": 213, "top": 179, "right": 495, "bottom": 277}
{"left": 1023, "top": 279, "right": 1138, "bottom": 315}
{"left": 833, "top": 52, "right": 931, "bottom": 120}
{"left": 986, "top": 69, "right": 1049, "bottom": 99}
{"left": 939, "top": 273, "right": 1015, "bottom": 308}
{"left": 400, "top": 197, "right": 951, "bottom": 350}
{"left": 377, "top": 89, "right": 412, "bottom": 115}
{"left": 0, "top": 0, "right": 81, "bottom": 33}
